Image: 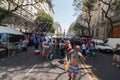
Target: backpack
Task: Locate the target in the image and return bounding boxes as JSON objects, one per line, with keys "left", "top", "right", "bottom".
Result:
{"left": 67, "top": 49, "right": 81, "bottom": 63}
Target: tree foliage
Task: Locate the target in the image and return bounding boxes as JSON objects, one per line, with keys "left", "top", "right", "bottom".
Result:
{"left": 73, "top": 0, "right": 97, "bottom": 36}
{"left": 68, "top": 22, "right": 85, "bottom": 32}
{"left": 34, "top": 11, "right": 54, "bottom": 33}
{"left": 0, "top": 0, "right": 39, "bottom": 23}
{"left": 49, "top": 25, "right": 55, "bottom": 33}
{"left": 74, "top": 22, "right": 85, "bottom": 31}
{"left": 0, "top": 0, "right": 53, "bottom": 24}
{"left": 111, "top": 0, "right": 120, "bottom": 14}
{"left": 68, "top": 22, "right": 76, "bottom": 32}
{"left": 99, "top": 0, "right": 117, "bottom": 37}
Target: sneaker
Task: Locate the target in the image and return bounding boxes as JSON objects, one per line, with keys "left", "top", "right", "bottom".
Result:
{"left": 112, "top": 63, "right": 115, "bottom": 65}
{"left": 116, "top": 65, "right": 120, "bottom": 67}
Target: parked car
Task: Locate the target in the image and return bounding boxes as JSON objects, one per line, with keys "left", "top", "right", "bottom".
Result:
{"left": 91, "top": 39, "right": 113, "bottom": 54}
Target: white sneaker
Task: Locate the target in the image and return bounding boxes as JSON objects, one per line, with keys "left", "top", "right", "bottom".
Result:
{"left": 116, "top": 65, "right": 120, "bottom": 67}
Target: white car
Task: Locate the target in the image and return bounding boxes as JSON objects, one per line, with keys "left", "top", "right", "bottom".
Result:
{"left": 91, "top": 39, "right": 113, "bottom": 53}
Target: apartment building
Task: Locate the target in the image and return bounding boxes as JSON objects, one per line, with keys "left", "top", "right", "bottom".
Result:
{"left": 54, "top": 22, "right": 62, "bottom": 36}
{"left": 82, "top": 0, "right": 120, "bottom": 38}
{"left": 0, "top": 0, "right": 54, "bottom": 33}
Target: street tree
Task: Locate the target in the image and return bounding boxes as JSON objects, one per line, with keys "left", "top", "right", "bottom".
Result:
{"left": 34, "top": 11, "right": 54, "bottom": 33}
{"left": 73, "top": 0, "right": 97, "bottom": 36}
{"left": 49, "top": 25, "right": 55, "bottom": 33}
{"left": 99, "top": 0, "right": 120, "bottom": 37}
{"left": 0, "top": 0, "right": 52, "bottom": 24}
{"left": 111, "top": 0, "right": 120, "bottom": 14}
{"left": 68, "top": 22, "right": 76, "bottom": 32}
{"left": 74, "top": 22, "right": 86, "bottom": 36}
{"left": 68, "top": 22, "right": 86, "bottom": 36}
{"left": 74, "top": 22, "right": 85, "bottom": 31}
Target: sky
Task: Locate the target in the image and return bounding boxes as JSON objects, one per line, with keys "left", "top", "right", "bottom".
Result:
{"left": 52, "top": 0, "right": 77, "bottom": 33}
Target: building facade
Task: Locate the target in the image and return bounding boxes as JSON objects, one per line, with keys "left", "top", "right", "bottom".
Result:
{"left": 0, "top": 0, "right": 54, "bottom": 33}
{"left": 54, "top": 22, "right": 62, "bottom": 36}
{"left": 82, "top": 0, "right": 120, "bottom": 38}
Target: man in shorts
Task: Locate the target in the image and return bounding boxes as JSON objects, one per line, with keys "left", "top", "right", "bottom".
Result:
{"left": 66, "top": 45, "right": 85, "bottom": 80}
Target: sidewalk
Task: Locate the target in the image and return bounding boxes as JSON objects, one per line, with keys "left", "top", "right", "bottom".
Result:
{"left": 0, "top": 47, "right": 91, "bottom": 80}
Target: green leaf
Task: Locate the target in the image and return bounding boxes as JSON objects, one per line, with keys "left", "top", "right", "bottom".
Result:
{"left": 34, "top": 11, "right": 54, "bottom": 32}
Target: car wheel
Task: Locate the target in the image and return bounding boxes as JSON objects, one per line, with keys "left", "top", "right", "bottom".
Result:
{"left": 98, "top": 48, "right": 101, "bottom": 51}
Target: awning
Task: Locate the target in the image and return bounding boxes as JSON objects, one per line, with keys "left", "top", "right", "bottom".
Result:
{"left": 0, "top": 26, "right": 23, "bottom": 35}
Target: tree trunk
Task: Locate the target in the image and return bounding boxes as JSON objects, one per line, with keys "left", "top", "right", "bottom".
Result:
{"left": 88, "top": 21, "right": 91, "bottom": 36}
{"left": 104, "top": 11, "right": 113, "bottom": 38}
{"left": 0, "top": 13, "right": 7, "bottom": 24}
{"left": 107, "top": 18, "right": 113, "bottom": 38}
{"left": 88, "top": 10, "right": 91, "bottom": 36}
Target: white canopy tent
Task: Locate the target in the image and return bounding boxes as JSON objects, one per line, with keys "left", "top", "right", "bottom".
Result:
{"left": 0, "top": 26, "right": 23, "bottom": 57}
{"left": 0, "top": 26, "right": 23, "bottom": 35}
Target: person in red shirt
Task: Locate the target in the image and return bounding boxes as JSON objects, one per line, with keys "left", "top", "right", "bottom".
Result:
{"left": 66, "top": 40, "right": 73, "bottom": 52}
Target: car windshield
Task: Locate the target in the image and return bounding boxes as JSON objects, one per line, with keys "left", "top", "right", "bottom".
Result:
{"left": 99, "top": 43, "right": 109, "bottom": 46}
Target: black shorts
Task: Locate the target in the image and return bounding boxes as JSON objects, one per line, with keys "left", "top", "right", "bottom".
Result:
{"left": 23, "top": 47, "right": 27, "bottom": 51}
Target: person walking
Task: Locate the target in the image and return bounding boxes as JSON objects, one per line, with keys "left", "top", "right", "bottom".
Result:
{"left": 89, "top": 41, "right": 96, "bottom": 59}
{"left": 112, "top": 44, "right": 120, "bottom": 67}
{"left": 65, "top": 45, "right": 85, "bottom": 80}
{"left": 56, "top": 38, "right": 60, "bottom": 57}
{"left": 42, "top": 39, "right": 50, "bottom": 58}
{"left": 81, "top": 42, "right": 87, "bottom": 58}
{"left": 22, "top": 37, "right": 29, "bottom": 58}
{"left": 42, "top": 39, "right": 46, "bottom": 57}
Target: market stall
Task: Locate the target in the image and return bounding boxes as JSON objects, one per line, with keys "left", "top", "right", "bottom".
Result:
{"left": 0, "top": 26, "right": 23, "bottom": 58}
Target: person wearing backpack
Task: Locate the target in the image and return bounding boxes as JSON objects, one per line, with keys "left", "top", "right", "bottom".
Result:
{"left": 65, "top": 45, "right": 86, "bottom": 80}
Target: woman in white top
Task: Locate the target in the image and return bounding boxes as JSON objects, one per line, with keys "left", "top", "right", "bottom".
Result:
{"left": 42, "top": 39, "right": 50, "bottom": 58}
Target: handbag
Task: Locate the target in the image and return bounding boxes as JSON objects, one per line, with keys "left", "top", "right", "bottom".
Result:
{"left": 64, "top": 59, "right": 68, "bottom": 72}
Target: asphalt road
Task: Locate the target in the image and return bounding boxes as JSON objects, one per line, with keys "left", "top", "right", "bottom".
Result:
{"left": 0, "top": 47, "right": 89, "bottom": 80}
{"left": 85, "top": 52, "right": 120, "bottom": 80}
{"left": 0, "top": 47, "right": 119, "bottom": 80}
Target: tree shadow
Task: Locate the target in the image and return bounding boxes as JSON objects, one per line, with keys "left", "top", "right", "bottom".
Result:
{"left": 0, "top": 46, "right": 98, "bottom": 80}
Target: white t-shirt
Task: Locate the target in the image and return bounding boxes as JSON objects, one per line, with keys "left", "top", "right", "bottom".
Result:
{"left": 22, "top": 40, "right": 29, "bottom": 47}
{"left": 82, "top": 44, "right": 86, "bottom": 50}
{"left": 43, "top": 42, "right": 49, "bottom": 48}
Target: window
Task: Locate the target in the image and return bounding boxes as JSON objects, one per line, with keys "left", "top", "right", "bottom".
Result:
{"left": 96, "top": 29, "right": 99, "bottom": 37}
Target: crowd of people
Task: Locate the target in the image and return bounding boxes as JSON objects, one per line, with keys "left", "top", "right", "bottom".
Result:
{"left": 17, "top": 34, "right": 120, "bottom": 80}
{"left": 17, "top": 35, "right": 96, "bottom": 80}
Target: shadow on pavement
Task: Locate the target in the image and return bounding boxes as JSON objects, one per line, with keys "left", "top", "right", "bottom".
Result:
{"left": 85, "top": 52, "right": 120, "bottom": 80}
{"left": 0, "top": 47, "right": 91, "bottom": 80}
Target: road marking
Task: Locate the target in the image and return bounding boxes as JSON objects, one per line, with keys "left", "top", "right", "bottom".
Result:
{"left": 25, "top": 64, "right": 37, "bottom": 76}
{"left": 80, "top": 61, "right": 99, "bottom": 80}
